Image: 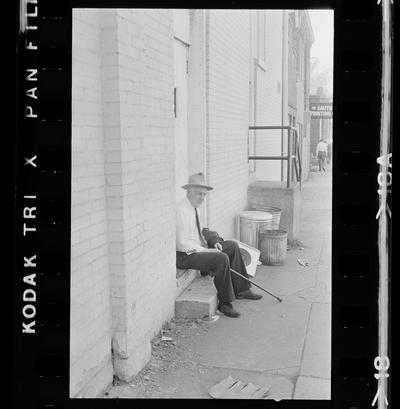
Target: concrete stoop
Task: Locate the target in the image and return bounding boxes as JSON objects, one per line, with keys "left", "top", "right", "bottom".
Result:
{"left": 175, "top": 275, "right": 218, "bottom": 319}
{"left": 176, "top": 268, "right": 200, "bottom": 297}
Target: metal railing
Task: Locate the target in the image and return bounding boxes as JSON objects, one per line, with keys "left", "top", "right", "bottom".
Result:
{"left": 248, "top": 125, "right": 302, "bottom": 189}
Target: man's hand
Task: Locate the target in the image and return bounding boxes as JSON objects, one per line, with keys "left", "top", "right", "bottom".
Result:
{"left": 204, "top": 248, "right": 221, "bottom": 253}
{"left": 214, "top": 242, "right": 223, "bottom": 251}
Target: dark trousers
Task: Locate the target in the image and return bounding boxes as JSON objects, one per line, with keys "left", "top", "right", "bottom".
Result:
{"left": 317, "top": 151, "right": 327, "bottom": 170}
{"left": 176, "top": 240, "right": 251, "bottom": 304}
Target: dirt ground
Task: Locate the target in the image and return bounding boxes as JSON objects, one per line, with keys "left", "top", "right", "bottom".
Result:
{"left": 104, "top": 316, "right": 226, "bottom": 399}
{"left": 103, "top": 313, "right": 297, "bottom": 400}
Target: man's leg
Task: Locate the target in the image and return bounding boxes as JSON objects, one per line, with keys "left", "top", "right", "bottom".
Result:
{"left": 221, "top": 240, "right": 251, "bottom": 295}
{"left": 176, "top": 251, "right": 235, "bottom": 304}
{"left": 221, "top": 240, "right": 262, "bottom": 300}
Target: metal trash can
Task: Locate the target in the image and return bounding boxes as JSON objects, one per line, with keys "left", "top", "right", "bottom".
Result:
{"left": 249, "top": 205, "right": 282, "bottom": 230}
{"left": 239, "top": 211, "right": 273, "bottom": 250}
{"left": 259, "top": 230, "right": 288, "bottom": 266}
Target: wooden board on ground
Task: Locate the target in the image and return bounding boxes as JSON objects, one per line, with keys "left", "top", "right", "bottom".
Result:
{"left": 208, "top": 375, "right": 270, "bottom": 399}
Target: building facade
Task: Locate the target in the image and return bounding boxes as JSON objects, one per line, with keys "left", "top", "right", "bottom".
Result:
{"left": 253, "top": 10, "right": 314, "bottom": 183}
{"left": 71, "top": 8, "right": 314, "bottom": 397}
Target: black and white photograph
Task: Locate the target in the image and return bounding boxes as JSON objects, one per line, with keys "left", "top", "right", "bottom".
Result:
{"left": 70, "top": 8, "right": 334, "bottom": 399}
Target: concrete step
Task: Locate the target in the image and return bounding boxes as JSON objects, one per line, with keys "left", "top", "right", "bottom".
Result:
{"left": 175, "top": 275, "right": 217, "bottom": 319}
{"left": 176, "top": 269, "right": 199, "bottom": 298}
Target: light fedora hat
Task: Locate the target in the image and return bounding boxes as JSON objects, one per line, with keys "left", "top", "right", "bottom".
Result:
{"left": 182, "top": 172, "right": 213, "bottom": 191}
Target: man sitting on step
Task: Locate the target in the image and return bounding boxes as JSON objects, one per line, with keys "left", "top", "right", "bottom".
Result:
{"left": 176, "top": 172, "right": 262, "bottom": 318}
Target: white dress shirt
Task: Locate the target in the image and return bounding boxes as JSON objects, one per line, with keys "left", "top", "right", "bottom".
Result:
{"left": 316, "top": 141, "right": 328, "bottom": 155}
{"left": 176, "top": 197, "right": 206, "bottom": 254}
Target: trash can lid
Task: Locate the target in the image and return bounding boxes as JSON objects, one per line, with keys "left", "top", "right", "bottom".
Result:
{"left": 239, "top": 210, "right": 273, "bottom": 221}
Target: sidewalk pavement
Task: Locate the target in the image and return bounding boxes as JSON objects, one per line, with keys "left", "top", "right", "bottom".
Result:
{"left": 104, "top": 166, "right": 332, "bottom": 400}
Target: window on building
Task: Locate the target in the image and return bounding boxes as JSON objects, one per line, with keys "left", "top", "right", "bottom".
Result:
{"left": 293, "top": 48, "right": 298, "bottom": 76}
{"left": 288, "top": 114, "right": 297, "bottom": 128}
{"left": 298, "top": 47, "right": 304, "bottom": 82}
{"left": 298, "top": 122, "right": 303, "bottom": 139}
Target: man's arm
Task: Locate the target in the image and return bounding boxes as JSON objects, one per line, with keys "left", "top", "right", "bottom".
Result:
{"left": 202, "top": 228, "right": 223, "bottom": 247}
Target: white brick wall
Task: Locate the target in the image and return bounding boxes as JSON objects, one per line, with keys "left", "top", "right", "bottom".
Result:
{"left": 71, "top": 9, "right": 113, "bottom": 398}
{"left": 110, "top": 9, "right": 176, "bottom": 375}
{"left": 206, "top": 10, "right": 251, "bottom": 239}
{"left": 72, "top": 9, "right": 177, "bottom": 392}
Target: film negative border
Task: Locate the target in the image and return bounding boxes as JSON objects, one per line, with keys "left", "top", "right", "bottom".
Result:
{"left": 16, "top": 0, "right": 72, "bottom": 407}
{"left": 333, "top": 2, "right": 391, "bottom": 409}
{"left": 13, "top": 0, "right": 391, "bottom": 408}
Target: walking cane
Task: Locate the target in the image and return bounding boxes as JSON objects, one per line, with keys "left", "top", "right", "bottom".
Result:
{"left": 230, "top": 268, "right": 283, "bottom": 303}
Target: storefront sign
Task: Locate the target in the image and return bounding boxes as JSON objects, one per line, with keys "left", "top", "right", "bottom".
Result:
{"left": 310, "top": 102, "right": 333, "bottom": 119}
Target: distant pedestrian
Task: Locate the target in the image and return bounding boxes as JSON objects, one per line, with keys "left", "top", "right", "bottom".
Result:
{"left": 316, "top": 139, "right": 328, "bottom": 171}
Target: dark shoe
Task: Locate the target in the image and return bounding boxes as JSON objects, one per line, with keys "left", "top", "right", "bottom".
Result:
{"left": 237, "top": 289, "right": 263, "bottom": 300}
{"left": 218, "top": 302, "right": 240, "bottom": 318}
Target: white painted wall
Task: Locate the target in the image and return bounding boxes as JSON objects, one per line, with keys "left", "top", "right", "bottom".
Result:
{"left": 254, "top": 10, "right": 285, "bottom": 182}
{"left": 187, "top": 10, "right": 208, "bottom": 222}
{"left": 71, "top": 8, "right": 176, "bottom": 396}
{"left": 71, "top": 8, "right": 113, "bottom": 398}
{"left": 206, "top": 10, "right": 251, "bottom": 238}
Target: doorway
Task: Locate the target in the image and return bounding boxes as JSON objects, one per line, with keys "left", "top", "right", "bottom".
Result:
{"left": 174, "top": 38, "right": 190, "bottom": 202}
{"left": 173, "top": 10, "right": 191, "bottom": 203}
